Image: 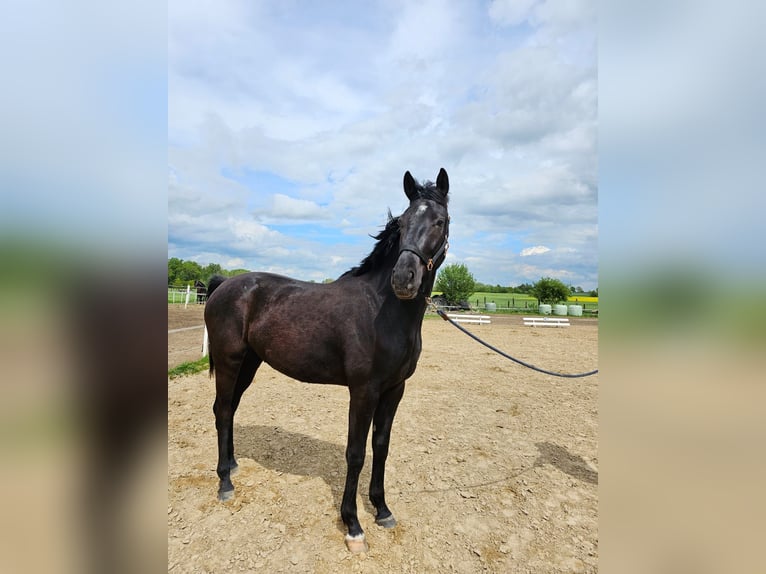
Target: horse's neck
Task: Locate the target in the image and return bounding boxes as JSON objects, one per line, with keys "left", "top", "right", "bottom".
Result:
{"left": 352, "top": 266, "right": 422, "bottom": 318}
{"left": 358, "top": 257, "right": 435, "bottom": 325}
{"left": 377, "top": 295, "right": 427, "bottom": 336}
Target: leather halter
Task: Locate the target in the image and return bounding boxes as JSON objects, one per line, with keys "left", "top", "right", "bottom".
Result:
{"left": 398, "top": 235, "right": 449, "bottom": 272}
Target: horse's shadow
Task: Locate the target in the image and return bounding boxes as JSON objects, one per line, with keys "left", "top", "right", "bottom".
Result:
{"left": 533, "top": 441, "right": 598, "bottom": 485}
{"left": 231, "top": 426, "right": 597, "bottom": 532}
{"left": 234, "top": 424, "right": 376, "bottom": 532}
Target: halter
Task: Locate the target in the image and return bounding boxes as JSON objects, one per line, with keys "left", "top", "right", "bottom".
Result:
{"left": 398, "top": 235, "right": 449, "bottom": 272}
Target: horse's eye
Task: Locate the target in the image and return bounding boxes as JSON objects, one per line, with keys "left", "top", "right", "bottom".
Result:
{"left": 435, "top": 219, "right": 445, "bottom": 228}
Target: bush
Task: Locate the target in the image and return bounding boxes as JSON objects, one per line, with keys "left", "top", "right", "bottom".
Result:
{"left": 435, "top": 263, "right": 476, "bottom": 305}
{"left": 530, "top": 277, "right": 570, "bottom": 305}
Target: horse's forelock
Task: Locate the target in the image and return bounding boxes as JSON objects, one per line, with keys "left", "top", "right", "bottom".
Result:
{"left": 414, "top": 181, "right": 448, "bottom": 206}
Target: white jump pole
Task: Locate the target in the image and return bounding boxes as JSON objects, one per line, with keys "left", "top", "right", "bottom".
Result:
{"left": 202, "top": 327, "right": 209, "bottom": 357}
{"left": 184, "top": 284, "right": 191, "bottom": 308}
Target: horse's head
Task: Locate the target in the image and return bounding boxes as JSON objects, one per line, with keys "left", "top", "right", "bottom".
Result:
{"left": 391, "top": 168, "right": 450, "bottom": 300}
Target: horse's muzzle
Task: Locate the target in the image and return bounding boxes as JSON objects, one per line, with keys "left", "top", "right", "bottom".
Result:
{"left": 391, "top": 253, "right": 423, "bottom": 300}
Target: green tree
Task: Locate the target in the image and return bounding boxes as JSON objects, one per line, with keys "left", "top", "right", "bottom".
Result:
{"left": 435, "top": 263, "right": 476, "bottom": 304}
{"left": 179, "top": 260, "right": 203, "bottom": 284}
{"left": 168, "top": 258, "right": 252, "bottom": 286}
{"left": 513, "top": 282, "right": 534, "bottom": 294}
{"left": 168, "top": 257, "right": 183, "bottom": 285}
{"left": 530, "top": 277, "right": 570, "bottom": 305}
{"left": 202, "top": 262, "right": 223, "bottom": 280}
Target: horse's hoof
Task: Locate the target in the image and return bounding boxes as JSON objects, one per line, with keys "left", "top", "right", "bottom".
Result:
{"left": 375, "top": 514, "right": 397, "bottom": 529}
{"left": 345, "top": 534, "right": 368, "bottom": 554}
{"left": 218, "top": 488, "right": 234, "bottom": 502}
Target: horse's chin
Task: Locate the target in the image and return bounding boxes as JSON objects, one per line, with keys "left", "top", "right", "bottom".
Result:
{"left": 392, "top": 286, "right": 419, "bottom": 300}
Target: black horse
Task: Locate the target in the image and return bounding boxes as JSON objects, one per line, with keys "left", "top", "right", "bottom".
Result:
{"left": 204, "top": 169, "right": 450, "bottom": 553}
{"left": 194, "top": 279, "right": 207, "bottom": 304}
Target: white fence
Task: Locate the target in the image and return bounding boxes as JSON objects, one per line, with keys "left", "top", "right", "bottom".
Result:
{"left": 446, "top": 313, "right": 491, "bottom": 325}
{"left": 168, "top": 285, "right": 206, "bottom": 307}
{"left": 523, "top": 316, "right": 570, "bottom": 327}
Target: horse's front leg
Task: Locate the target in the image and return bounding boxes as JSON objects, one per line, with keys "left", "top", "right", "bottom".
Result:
{"left": 341, "top": 390, "right": 376, "bottom": 553}
{"left": 369, "top": 381, "right": 405, "bottom": 528}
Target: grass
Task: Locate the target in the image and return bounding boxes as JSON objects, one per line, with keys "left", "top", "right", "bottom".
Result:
{"left": 168, "top": 356, "right": 210, "bottom": 379}
{"left": 463, "top": 292, "right": 598, "bottom": 310}
{"left": 468, "top": 292, "right": 536, "bottom": 308}
{"left": 431, "top": 291, "right": 598, "bottom": 317}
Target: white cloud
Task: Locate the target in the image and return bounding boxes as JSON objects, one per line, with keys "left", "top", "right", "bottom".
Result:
{"left": 228, "top": 217, "right": 281, "bottom": 243}
{"left": 488, "top": 0, "right": 539, "bottom": 27}
{"left": 269, "top": 194, "right": 331, "bottom": 220}
{"left": 388, "top": 0, "right": 459, "bottom": 62}
{"left": 168, "top": 2, "right": 598, "bottom": 289}
{"left": 520, "top": 245, "right": 551, "bottom": 256}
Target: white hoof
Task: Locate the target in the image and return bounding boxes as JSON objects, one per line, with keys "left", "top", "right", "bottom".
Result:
{"left": 345, "top": 533, "right": 369, "bottom": 554}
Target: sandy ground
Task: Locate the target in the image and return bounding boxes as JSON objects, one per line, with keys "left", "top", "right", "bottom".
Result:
{"left": 168, "top": 304, "right": 598, "bottom": 573}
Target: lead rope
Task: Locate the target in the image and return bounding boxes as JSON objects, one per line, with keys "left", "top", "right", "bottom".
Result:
{"left": 430, "top": 302, "right": 598, "bottom": 379}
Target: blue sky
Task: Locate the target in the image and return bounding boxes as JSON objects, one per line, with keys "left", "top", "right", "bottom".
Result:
{"left": 168, "top": 0, "right": 597, "bottom": 289}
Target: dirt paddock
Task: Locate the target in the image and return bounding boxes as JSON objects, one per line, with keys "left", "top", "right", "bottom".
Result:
{"left": 168, "top": 304, "right": 598, "bottom": 573}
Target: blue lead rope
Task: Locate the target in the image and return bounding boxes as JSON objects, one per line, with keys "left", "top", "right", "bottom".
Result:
{"left": 436, "top": 309, "right": 599, "bottom": 379}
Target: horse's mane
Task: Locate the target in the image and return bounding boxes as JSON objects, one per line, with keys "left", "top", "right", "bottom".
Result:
{"left": 342, "top": 211, "right": 400, "bottom": 278}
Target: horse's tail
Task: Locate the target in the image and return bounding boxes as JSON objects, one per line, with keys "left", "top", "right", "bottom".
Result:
{"left": 206, "top": 274, "right": 227, "bottom": 298}
{"left": 205, "top": 274, "right": 227, "bottom": 378}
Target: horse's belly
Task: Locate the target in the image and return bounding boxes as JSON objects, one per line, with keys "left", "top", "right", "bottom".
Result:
{"left": 264, "top": 350, "right": 346, "bottom": 385}
{"left": 250, "top": 329, "right": 351, "bottom": 385}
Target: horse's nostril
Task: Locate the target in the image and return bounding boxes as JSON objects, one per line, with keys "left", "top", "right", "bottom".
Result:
{"left": 408, "top": 270, "right": 414, "bottom": 281}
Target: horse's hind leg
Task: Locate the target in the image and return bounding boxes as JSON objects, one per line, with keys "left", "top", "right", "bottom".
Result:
{"left": 212, "top": 349, "right": 261, "bottom": 500}
{"left": 227, "top": 352, "right": 262, "bottom": 474}
{"left": 369, "top": 381, "right": 405, "bottom": 528}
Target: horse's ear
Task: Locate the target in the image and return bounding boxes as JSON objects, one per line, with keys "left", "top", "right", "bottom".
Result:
{"left": 403, "top": 171, "right": 418, "bottom": 201}
{"left": 436, "top": 168, "right": 449, "bottom": 195}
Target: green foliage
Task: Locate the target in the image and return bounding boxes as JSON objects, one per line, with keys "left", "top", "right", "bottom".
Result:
{"left": 512, "top": 282, "right": 535, "bottom": 294}
{"left": 168, "top": 257, "right": 202, "bottom": 286}
{"left": 435, "top": 263, "right": 476, "bottom": 304}
{"left": 205, "top": 262, "right": 223, "bottom": 277}
{"left": 530, "top": 277, "right": 571, "bottom": 305}
{"left": 168, "top": 258, "right": 252, "bottom": 286}
{"left": 470, "top": 281, "right": 589, "bottom": 295}
{"left": 474, "top": 282, "right": 512, "bottom": 293}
